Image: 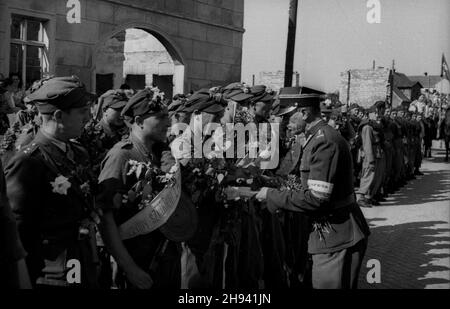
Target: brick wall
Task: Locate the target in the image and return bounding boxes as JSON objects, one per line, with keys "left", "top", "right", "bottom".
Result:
{"left": 257, "top": 71, "right": 299, "bottom": 91}
{"left": 339, "top": 68, "right": 390, "bottom": 108}
{"left": 0, "top": 0, "right": 244, "bottom": 92}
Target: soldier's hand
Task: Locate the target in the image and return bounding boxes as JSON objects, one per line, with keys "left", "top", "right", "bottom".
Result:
{"left": 255, "top": 187, "right": 269, "bottom": 201}
{"left": 125, "top": 265, "right": 154, "bottom": 289}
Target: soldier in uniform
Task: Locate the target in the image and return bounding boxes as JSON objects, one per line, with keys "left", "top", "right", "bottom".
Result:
{"left": 96, "top": 88, "right": 195, "bottom": 289}
{"left": 355, "top": 106, "right": 380, "bottom": 208}
{"left": 5, "top": 76, "right": 98, "bottom": 288}
{"left": 248, "top": 85, "right": 274, "bottom": 124}
{"left": 371, "top": 102, "right": 387, "bottom": 202}
{"left": 391, "top": 108, "right": 407, "bottom": 188}
{"left": 78, "top": 90, "right": 128, "bottom": 176}
{"left": 249, "top": 94, "right": 370, "bottom": 289}
{"left": 0, "top": 160, "right": 31, "bottom": 288}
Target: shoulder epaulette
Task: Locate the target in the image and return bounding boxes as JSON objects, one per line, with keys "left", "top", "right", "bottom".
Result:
{"left": 21, "top": 142, "right": 39, "bottom": 155}
{"left": 316, "top": 129, "right": 325, "bottom": 139}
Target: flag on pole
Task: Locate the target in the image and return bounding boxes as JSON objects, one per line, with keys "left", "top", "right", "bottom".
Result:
{"left": 441, "top": 53, "right": 450, "bottom": 81}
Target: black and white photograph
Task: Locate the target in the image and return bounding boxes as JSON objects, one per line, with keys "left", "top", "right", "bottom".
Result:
{"left": 0, "top": 0, "right": 449, "bottom": 295}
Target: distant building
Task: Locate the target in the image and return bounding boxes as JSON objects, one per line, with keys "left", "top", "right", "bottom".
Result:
{"left": 408, "top": 75, "right": 450, "bottom": 94}
{"left": 393, "top": 72, "right": 422, "bottom": 102}
{"left": 339, "top": 68, "right": 423, "bottom": 108}
{"left": 257, "top": 71, "right": 300, "bottom": 91}
{"left": 339, "top": 68, "right": 390, "bottom": 108}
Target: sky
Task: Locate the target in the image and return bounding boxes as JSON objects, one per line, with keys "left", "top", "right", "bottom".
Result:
{"left": 241, "top": 0, "right": 450, "bottom": 92}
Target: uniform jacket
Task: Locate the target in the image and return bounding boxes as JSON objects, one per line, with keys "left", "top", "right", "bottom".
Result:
{"left": 266, "top": 120, "right": 370, "bottom": 254}
{"left": 4, "top": 131, "right": 93, "bottom": 281}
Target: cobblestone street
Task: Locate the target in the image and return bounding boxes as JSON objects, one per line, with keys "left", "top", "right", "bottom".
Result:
{"left": 358, "top": 149, "right": 450, "bottom": 289}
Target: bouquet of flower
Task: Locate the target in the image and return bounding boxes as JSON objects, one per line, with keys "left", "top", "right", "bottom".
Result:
{"left": 0, "top": 121, "right": 21, "bottom": 155}
{"left": 123, "top": 159, "right": 178, "bottom": 211}
{"left": 234, "top": 107, "right": 255, "bottom": 125}
{"left": 181, "top": 157, "right": 230, "bottom": 205}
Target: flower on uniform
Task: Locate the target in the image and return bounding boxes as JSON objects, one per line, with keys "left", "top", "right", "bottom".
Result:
{"left": 51, "top": 175, "right": 71, "bottom": 195}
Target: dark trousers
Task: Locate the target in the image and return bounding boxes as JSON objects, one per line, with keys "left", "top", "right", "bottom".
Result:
{"left": 311, "top": 238, "right": 367, "bottom": 289}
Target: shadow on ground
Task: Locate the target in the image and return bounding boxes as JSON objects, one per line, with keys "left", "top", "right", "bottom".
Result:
{"left": 359, "top": 219, "right": 450, "bottom": 289}
{"left": 381, "top": 169, "right": 450, "bottom": 206}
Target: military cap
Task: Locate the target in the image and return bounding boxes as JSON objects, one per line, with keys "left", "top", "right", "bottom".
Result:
{"left": 184, "top": 96, "right": 226, "bottom": 114}
{"left": 25, "top": 76, "right": 90, "bottom": 113}
{"left": 279, "top": 92, "right": 321, "bottom": 108}
{"left": 167, "top": 99, "right": 184, "bottom": 112}
{"left": 181, "top": 88, "right": 226, "bottom": 114}
{"left": 101, "top": 91, "right": 128, "bottom": 110}
{"left": 222, "top": 82, "right": 253, "bottom": 102}
{"left": 373, "top": 100, "right": 386, "bottom": 110}
{"left": 172, "top": 93, "right": 186, "bottom": 101}
{"left": 250, "top": 85, "right": 274, "bottom": 103}
{"left": 183, "top": 88, "right": 210, "bottom": 108}
{"left": 121, "top": 88, "right": 166, "bottom": 118}
{"left": 271, "top": 98, "right": 297, "bottom": 117}
{"left": 278, "top": 87, "right": 322, "bottom": 108}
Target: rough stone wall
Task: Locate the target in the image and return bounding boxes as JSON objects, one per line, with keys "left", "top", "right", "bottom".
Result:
{"left": 339, "top": 68, "right": 390, "bottom": 108}
{"left": 257, "top": 71, "right": 299, "bottom": 92}
{"left": 0, "top": 0, "right": 244, "bottom": 92}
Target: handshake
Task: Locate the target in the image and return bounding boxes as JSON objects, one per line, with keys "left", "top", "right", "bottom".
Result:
{"left": 224, "top": 186, "right": 268, "bottom": 202}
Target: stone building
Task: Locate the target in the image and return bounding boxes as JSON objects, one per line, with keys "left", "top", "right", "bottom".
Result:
{"left": 339, "top": 68, "right": 390, "bottom": 108}
{"left": 0, "top": 0, "right": 244, "bottom": 96}
{"left": 339, "top": 68, "right": 423, "bottom": 108}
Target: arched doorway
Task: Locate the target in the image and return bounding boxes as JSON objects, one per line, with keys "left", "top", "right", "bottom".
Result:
{"left": 92, "top": 24, "right": 185, "bottom": 98}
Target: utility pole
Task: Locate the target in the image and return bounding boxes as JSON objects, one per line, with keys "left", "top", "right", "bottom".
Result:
{"left": 346, "top": 70, "right": 351, "bottom": 107}
{"left": 284, "top": 0, "right": 298, "bottom": 87}
{"left": 389, "top": 59, "right": 395, "bottom": 107}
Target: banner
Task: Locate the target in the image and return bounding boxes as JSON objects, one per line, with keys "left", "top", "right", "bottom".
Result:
{"left": 119, "top": 165, "right": 182, "bottom": 240}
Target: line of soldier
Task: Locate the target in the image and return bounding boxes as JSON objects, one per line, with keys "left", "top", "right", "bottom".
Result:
{"left": 343, "top": 102, "right": 427, "bottom": 208}
{"left": 1, "top": 75, "right": 371, "bottom": 289}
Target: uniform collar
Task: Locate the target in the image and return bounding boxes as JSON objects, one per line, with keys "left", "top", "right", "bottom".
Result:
{"left": 40, "top": 129, "right": 68, "bottom": 153}
{"left": 305, "top": 119, "right": 326, "bottom": 136}
{"left": 130, "top": 131, "right": 152, "bottom": 160}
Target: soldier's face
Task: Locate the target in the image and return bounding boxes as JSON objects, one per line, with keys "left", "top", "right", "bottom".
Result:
{"left": 142, "top": 112, "right": 170, "bottom": 143}
{"left": 60, "top": 106, "right": 91, "bottom": 139}
{"left": 220, "top": 101, "right": 237, "bottom": 125}
{"left": 252, "top": 102, "right": 271, "bottom": 121}
{"left": 104, "top": 107, "right": 124, "bottom": 127}
{"left": 172, "top": 112, "right": 190, "bottom": 125}
{"left": 287, "top": 113, "right": 306, "bottom": 135}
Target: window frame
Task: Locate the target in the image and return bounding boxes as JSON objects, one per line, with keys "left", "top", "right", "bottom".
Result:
{"left": 3, "top": 8, "right": 55, "bottom": 87}
{"left": 9, "top": 15, "right": 49, "bottom": 88}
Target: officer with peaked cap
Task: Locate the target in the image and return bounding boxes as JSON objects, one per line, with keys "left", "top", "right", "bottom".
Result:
{"left": 97, "top": 88, "right": 197, "bottom": 289}
{"left": 5, "top": 76, "right": 99, "bottom": 288}
{"left": 244, "top": 93, "right": 370, "bottom": 289}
